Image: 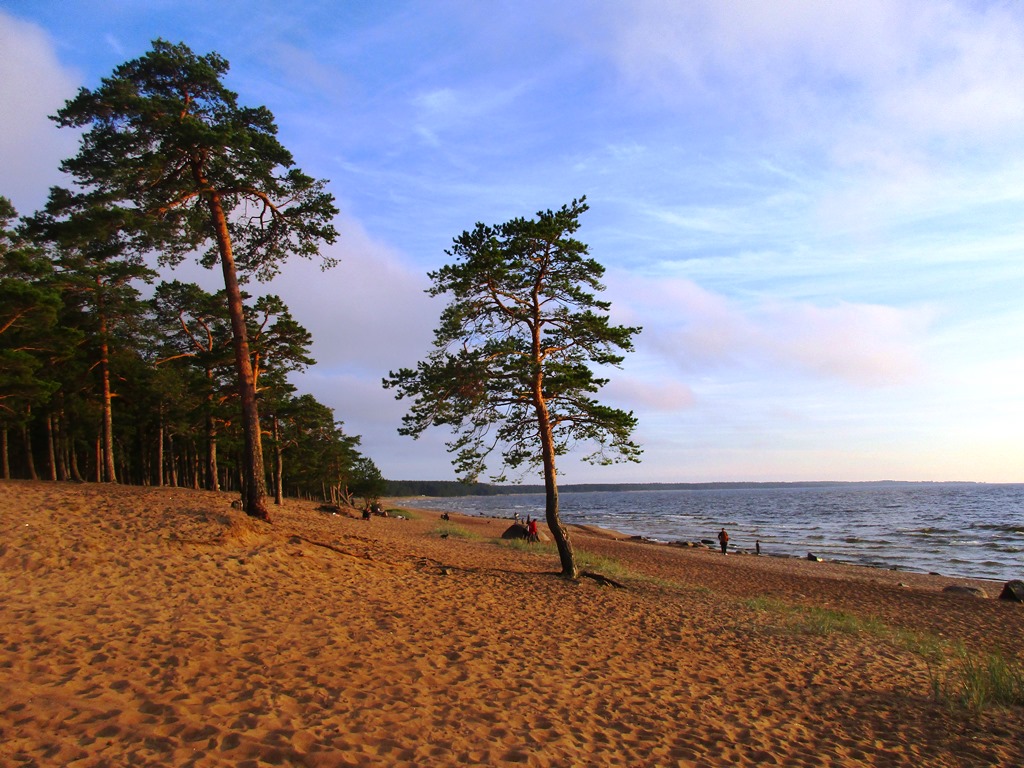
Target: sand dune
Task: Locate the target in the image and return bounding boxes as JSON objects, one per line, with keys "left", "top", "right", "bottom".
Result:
{"left": 1, "top": 480, "right": 1021, "bottom": 767}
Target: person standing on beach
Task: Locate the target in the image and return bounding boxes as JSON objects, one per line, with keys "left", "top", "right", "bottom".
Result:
{"left": 717, "top": 528, "right": 729, "bottom": 554}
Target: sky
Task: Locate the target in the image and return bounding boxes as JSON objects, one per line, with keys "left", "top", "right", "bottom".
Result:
{"left": 1, "top": 0, "right": 1023, "bottom": 484}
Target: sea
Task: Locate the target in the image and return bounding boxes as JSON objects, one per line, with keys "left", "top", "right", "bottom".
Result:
{"left": 403, "top": 483, "right": 1024, "bottom": 583}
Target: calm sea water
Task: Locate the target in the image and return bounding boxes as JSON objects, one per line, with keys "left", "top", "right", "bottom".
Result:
{"left": 404, "top": 483, "right": 1024, "bottom": 582}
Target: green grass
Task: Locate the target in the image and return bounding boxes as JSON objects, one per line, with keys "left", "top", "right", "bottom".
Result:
{"left": 495, "top": 539, "right": 632, "bottom": 581}
{"left": 929, "top": 646, "right": 1024, "bottom": 714}
{"left": 387, "top": 508, "right": 419, "bottom": 520}
{"left": 744, "top": 596, "right": 888, "bottom": 638}
{"left": 433, "top": 522, "right": 479, "bottom": 540}
{"left": 744, "top": 595, "right": 1024, "bottom": 714}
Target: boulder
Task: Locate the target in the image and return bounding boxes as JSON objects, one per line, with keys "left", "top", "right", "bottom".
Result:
{"left": 942, "top": 585, "right": 987, "bottom": 598}
{"left": 999, "top": 580, "right": 1024, "bottom": 602}
{"left": 501, "top": 524, "right": 530, "bottom": 540}
{"left": 807, "top": 553, "right": 822, "bottom": 562}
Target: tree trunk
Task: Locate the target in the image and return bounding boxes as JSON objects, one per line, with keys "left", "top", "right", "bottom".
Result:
{"left": 70, "top": 438, "right": 84, "bottom": 482}
{"left": 46, "top": 413, "right": 57, "bottom": 481}
{"left": 533, "top": 390, "right": 578, "bottom": 578}
{"left": 272, "top": 415, "right": 283, "bottom": 505}
{"left": 97, "top": 295, "right": 118, "bottom": 483}
{"left": 530, "top": 292, "right": 578, "bottom": 577}
{"left": 156, "top": 410, "right": 164, "bottom": 487}
{"left": 191, "top": 439, "right": 200, "bottom": 490}
{"left": 206, "top": 189, "right": 269, "bottom": 521}
{"left": 55, "top": 409, "right": 69, "bottom": 481}
{"left": 167, "top": 433, "right": 178, "bottom": 487}
{"left": 1, "top": 427, "right": 8, "bottom": 479}
{"left": 204, "top": 367, "right": 220, "bottom": 491}
{"left": 23, "top": 410, "right": 38, "bottom": 481}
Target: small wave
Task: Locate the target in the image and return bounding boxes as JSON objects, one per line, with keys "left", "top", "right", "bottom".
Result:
{"left": 946, "top": 557, "right": 1007, "bottom": 567}
{"left": 971, "top": 522, "right": 1024, "bottom": 534}
{"left": 907, "top": 527, "right": 960, "bottom": 535}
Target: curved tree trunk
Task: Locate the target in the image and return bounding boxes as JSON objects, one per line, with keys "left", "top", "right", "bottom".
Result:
{"left": 533, "top": 377, "right": 578, "bottom": 578}
{"left": 539, "top": 423, "right": 578, "bottom": 578}
{"left": 206, "top": 189, "right": 269, "bottom": 521}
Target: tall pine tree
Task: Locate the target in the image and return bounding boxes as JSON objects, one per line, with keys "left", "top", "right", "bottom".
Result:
{"left": 51, "top": 40, "right": 338, "bottom": 518}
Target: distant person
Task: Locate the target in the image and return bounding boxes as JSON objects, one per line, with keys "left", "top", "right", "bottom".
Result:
{"left": 441, "top": 512, "right": 450, "bottom": 521}
{"left": 756, "top": 540, "right": 761, "bottom": 556}
{"left": 527, "top": 518, "right": 539, "bottom": 543}
{"left": 717, "top": 528, "right": 729, "bottom": 555}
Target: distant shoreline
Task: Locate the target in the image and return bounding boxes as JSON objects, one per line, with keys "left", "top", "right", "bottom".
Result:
{"left": 385, "top": 478, "right": 1007, "bottom": 497}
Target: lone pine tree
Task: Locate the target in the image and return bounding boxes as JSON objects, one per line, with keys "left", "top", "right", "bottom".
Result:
{"left": 385, "top": 198, "right": 642, "bottom": 578}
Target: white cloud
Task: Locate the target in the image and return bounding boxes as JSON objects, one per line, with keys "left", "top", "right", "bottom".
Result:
{"left": 0, "top": 10, "right": 81, "bottom": 213}
{"left": 618, "top": 275, "right": 932, "bottom": 387}
{"left": 264, "top": 212, "right": 438, "bottom": 374}
{"left": 599, "top": 0, "right": 1024, "bottom": 166}
{"left": 606, "top": 376, "right": 696, "bottom": 412}
{"left": 759, "top": 300, "right": 931, "bottom": 386}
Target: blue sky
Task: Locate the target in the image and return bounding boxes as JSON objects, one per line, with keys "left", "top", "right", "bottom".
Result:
{"left": 2, "top": 1, "right": 1023, "bottom": 483}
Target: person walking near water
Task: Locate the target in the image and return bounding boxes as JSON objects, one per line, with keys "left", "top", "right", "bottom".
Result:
{"left": 717, "top": 528, "right": 729, "bottom": 554}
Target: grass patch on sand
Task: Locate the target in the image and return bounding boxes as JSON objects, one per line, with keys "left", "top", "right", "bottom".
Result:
{"left": 745, "top": 595, "right": 1024, "bottom": 714}
{"left": 744, "top": 596, "right": 887, "bottom": 637}
{"left": 388, "top": 508, "right": 419, "bottom": 520}
{"left": 433, "top": 522, "right": 480, "bottom": 540}
{"left": 928, "top": 646, "right": 1024, "bottom": 714}
{"left": 497, "top": 539, "right": 632, "bottom": 581}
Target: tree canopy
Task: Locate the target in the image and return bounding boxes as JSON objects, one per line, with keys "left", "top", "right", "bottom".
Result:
{"left": 0, "top": 41, "right": 378, "bottom": 511}
{"left": 49, "top": 39, "right": 339, "bottom": 518}
{"left": 385, "top": 198, "right": 641, "bottom": 577}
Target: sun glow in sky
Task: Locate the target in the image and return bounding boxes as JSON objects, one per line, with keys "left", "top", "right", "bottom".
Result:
{"left": 2, "top": 1, "right": 1022, "bottom": 483}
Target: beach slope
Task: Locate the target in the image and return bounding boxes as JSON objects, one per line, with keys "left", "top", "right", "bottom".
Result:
{"left": 1, "top": 481, "right": 1021, "bottom": 767}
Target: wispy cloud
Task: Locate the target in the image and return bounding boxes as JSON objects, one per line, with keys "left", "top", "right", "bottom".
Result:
{"left": 0, "top": 10, "right": 81, "bottom": 213}
{"left": 616, "top": 274, "right": 932, "bottom": 387}
{"left": 4, "top": 1, "right": 1023, "bottom": 481}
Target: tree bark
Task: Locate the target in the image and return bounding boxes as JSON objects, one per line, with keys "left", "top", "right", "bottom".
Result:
{"left": 206, "top": 189, "right": 269, "bottom": 520}
{"left": 96, "top": 289, "right": 118, "bottom": 483}
{"left": 538, "top": 409, "right": 578, "bottom": 578}
{"left": 70, "top": 437, "right": 84, "bottom": 482}
{"left": 532, "top": 370, "right": 578, "bottom": 578}
{"left": 1, "top": 427, "right": 8, "bottom": 479}
{"left": 204, "top": 367, "right": 220, "bottom": 491}
{"left": 54, "top": 410, "right": 69, "bottom": 481}
{"left": 529, "top": 276, "right": 578, "bottom": 578}
{"left": 272, "top": 415, "right": 283, "bottom": 505}
{"left": 46, "top": 413, "right": 57, "bottom": 481}
{"left": 24, "top": 409, "right": 38, "bottom": 481}
{"left": 156, "top": 410, "right": 164, "bottom": 487}
{"left": 167, "top": 433, "right": 177, "bottom": 487}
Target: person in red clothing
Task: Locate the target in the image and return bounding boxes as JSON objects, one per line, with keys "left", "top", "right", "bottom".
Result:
{"left": 717, "top": 527, "right": 729, "bottom": 554}
{"left": 527, "top": 517, "right": 539, "bottom": 543}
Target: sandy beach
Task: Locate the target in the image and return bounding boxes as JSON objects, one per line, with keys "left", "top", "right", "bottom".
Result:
{"left": 1, "top": 480, "right": 1021, "bottom": 767}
